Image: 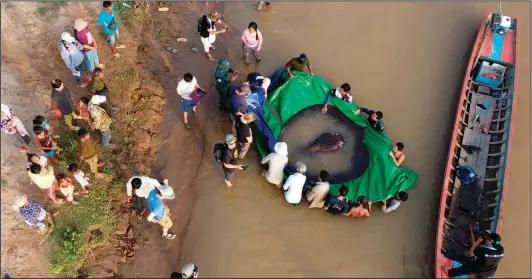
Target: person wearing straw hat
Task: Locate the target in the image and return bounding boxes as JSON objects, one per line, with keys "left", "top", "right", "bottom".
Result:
{"left": 88, "top": 95, "right": 113, "bottom": 147}
{"left": 59, "top": 32, "right": 91, "bottom": 87}
{"left": 236, "top": 112, "right": 256, "bottom": 159}
{"left": 74, "top": 18, "right": 105, "bottom": 73}
{"left": 13, "top": 193, "right": 54, "bottom": 234}
{"left": 261, "top": 142, "right": 288, "bottom": 188}
{"left": 282, "top": 161, "right": 307, "bottom": 206}
{"left": 222, "top": 134, "right": 246, "bottom": 187}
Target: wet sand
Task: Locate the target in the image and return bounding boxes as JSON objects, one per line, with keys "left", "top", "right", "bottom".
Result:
{"left": 152, "top": 2, "right": 529, "bottom": 278}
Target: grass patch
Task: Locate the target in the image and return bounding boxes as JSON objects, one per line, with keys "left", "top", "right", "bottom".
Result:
{"left": 37, "top": 1, "right": 68, "bottom": 16}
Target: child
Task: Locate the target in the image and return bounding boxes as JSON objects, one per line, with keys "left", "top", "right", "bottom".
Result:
{"left": 26, "top": 153, "right": 48, "bottom": 169}
{"left": 33, "top": 126, "right": 62, "bottom": 163}
{"left": 68, "top": 163, "right": 90, "bottom": 193}
{"left": 76, "top": 97, "right": 92, "bottom": 125}
{"left": 55, "top": 173, "right": 78, "bottom": 205}
{"left": 33, "top": 115, "right": 59, "bottom": 139}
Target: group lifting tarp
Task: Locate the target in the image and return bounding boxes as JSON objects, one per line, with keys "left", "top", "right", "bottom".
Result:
{"left": 246, "top": 70, "right": 418, "bottom": 202}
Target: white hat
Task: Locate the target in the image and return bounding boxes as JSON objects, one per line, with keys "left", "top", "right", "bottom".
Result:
{"left": 225, "top": 134, "right": 236, "bottom": 145}
{"left": 181, "top": 263, "right": 196, "bottom": 277}
{"left": 74, "top": 18, "right": 88, "bottom": 31}
{"left": 12, "top": 194, "right": 27, "bottom": 210}
{"left": 61, "top": 32, "right": 74, "bottom": 43}
{"left": 91, "top": 95, "right": 107, "bottom": 105}
{"left": 274, "top": 142, "right": 288, "bottom": 156}
{"left": 158, "top": 184, "right": 175, "bottom": 200}
{"left": 295, "top": 161, "right": 307, "bottom": 174}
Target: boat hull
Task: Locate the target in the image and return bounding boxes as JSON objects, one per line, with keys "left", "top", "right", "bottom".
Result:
{"left": 434, "top": 10, "right": 520, "bottom": 279}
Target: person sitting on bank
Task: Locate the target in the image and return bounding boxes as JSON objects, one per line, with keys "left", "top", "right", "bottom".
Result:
{"left": 261, "top": 142, "right": 289, "bottom": 188}
{"left": 285, "top": 53, "right": 314, "bottom": 79}
{"left": 222, "top": 134, "right": 246, "bottom": 188}
{"left": 354, "top": 107, "right": 384, "bottom": 131}
{"left": 321, "top": 83, "right": 352, "bottom": 114}
{"left": 323, "top": 185, "right": 350, "bottom": 215}
{"left": 282, "top": 161, "right": 307, "bottom": 206}
{"left": 446, "top": 232, "right": 504, "bottom": 278}
{"left": 389, "top": 142, "right": 405, "bottom": 166}
{"left": 345, "top": 196, "right": 372, "bottom": 218}
{"left": 306, "top": 170, "right": 330, "bottom": 209}
{"left": 381, "top": 191, "right": 408, "bottom": 213}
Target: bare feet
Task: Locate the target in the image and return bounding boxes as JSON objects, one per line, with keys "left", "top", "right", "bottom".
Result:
{"left": 224, "top": 180, "right": 233, "bottom": 188}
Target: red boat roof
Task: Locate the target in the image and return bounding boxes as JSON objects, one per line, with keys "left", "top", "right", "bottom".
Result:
{"left": 479, "top": 25, "right": 516, "bottom": 65}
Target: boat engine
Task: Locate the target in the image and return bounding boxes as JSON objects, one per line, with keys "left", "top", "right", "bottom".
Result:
{"left": 491, "top": 13, "right": 512, "bottom": 35}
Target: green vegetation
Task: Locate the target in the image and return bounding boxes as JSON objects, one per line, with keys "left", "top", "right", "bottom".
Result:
{"left": 37, "top": 1, "right": 68, "bottom": 16}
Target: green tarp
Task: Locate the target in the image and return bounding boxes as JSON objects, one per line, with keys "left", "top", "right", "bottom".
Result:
{"left": 255, "top": 71, "right": 418, "bottom": 202}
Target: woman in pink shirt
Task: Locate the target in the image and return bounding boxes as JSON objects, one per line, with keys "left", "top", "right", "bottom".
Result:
{"left": 241, "top": 22, "right": 263, "bottom": 65}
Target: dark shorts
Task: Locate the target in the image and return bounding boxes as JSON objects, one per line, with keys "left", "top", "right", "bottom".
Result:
{"left": 182, "top": 99, "right": 198, "bottom": 113}
{"left": 224, "top": 170, "right": 235, "bottom": 181}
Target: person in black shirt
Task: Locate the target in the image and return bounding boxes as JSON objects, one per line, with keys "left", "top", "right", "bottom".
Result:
{"left": 447, "top": 232, "right": 504, "bottom": 278}
{"left": 222, "top": 134, "right": 245, "bottom": 188}
{"left": 236, "top": 112, "right": 256, "bottom": 160}
{"left": 198, "top": 10, "right": 228, "bottom": 61}
{"left": 354, "top": 107, "right": 384, "bottom": 131}
{"left": 323, "top": 186, "right": 350, "bottom": 215}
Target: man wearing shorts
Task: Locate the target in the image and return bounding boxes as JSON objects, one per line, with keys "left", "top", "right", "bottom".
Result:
{"left": 50, "top": 79, "right": 79, "bottom": 130}
{"left": 222, "top": 134, "right": 245, "bottom": 188}
{"left": 177, "top": 73, "right": 206, "bottom": 129}
{"left": 198, "top": 10, "right": 228, "bottom": 61}
{"left": 98, "top": 1, "right": 125, "bottom": 58}
{"left": 147, "top": 188, "right": 175, "bottom": 240}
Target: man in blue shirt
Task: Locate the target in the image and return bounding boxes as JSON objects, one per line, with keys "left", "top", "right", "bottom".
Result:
{"left": 97, "top": 1, "right": 126, "bottom": 57}
{"left": 229, "top": 83, "right": 250, "bottom": 135}
{"left": 323, "top": 186, "right": 350, "bottom": 215}
{"left": 147, "top": 188, "right": 175, "bottom": 240}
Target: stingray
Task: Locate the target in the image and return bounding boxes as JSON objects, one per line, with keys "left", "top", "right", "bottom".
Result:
{"left": 305, "top": 132, "right": 346, "bottom": 153}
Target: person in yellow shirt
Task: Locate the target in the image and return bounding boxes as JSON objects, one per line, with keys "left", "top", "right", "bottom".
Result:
{"left": 27, "top": 164, "right": 60, "bottom": 203}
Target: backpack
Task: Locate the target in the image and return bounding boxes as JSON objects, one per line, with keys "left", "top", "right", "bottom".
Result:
{"left": 455, "top": 165, "right": 477, "bottom": 185}
{"left": 197, "top": 16, "right": 204, "bottom": 33}
{"left": 213, "top": 143, "right": 227, "bottom": 164}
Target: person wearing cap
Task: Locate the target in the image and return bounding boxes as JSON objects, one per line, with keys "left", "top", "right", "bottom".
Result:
{"left": 171, "top": 263, "right": 199, "bottom": 278}
{"left": 176, "top": 73, "right": 206, "bottom": 129}
{"left": 88, "top": 95, "right": 113, "bottom": 147}
{"left": 50, "top": 79, "right": 80, "bottom": 131}
{"left": 126, "top": 176, "right": 170, "bottom": 219}
{"left": 198, "top": 10, "right": 229, "bottom": 61}
{"left": 74, "top": 18, "right": 105, "bottom": 73}
{"left": 282, "top": 161, "right": 307, "bottom": 205}
{"left": 77, "top": 128, "right": 106, "bottom": 178}
{"left": 246, "top": 72, "right": 271, "bottom": 97}
{"left": 285, "top": 53, "right": 314, "bottom": 79}
{"left": 98, "top": 1, "right": 125, "bottom": 57}
{"left": 321, "top": 83, "right": 352, "bottom": 114}
{"left": 229, "top": 83, "right": 251, "bottom": 135}
{"left": 446, "top": 232, "right": 504, "bottom": 278}
{"left": 13, "top": 194, "right": 54, "bottom": 234}
{"left": 222, "top": 134, "right": 246, "bottom": 187}
{"left": 59, "top": 32, "right": 91, "bottom": 87}
{"left": 214, "top": 58, "right": 238, "bottom": 112}
{"left": 261, "top": 142, "right": 289, "bottom": 188}
{"left": 147, "top": 187, "right": 175, "bottom": 240}
{"left": 236, "top": 112, "right": 256, "bottom": 159}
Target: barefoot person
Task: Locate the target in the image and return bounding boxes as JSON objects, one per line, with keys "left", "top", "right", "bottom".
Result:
{"left": 306, "top": 170, "right": 330, "bottom": 208}
{"left": 285, "top": 53, "right": 314, "bottom": 78}
{"left": 261, "top": 142, "right": 288, "bottom": 188}
{"left": 98, "top": 1, "right": 125, "bottom": 57}
{"left": 323, "top": 185, "right": 350, "bottom": 215}
{"left": 241, "top": 22, "right": 263, "bottom": 65}
{"left": 147, "top": 188, "right": 176, "bottom": 240}
{"left": 222, "top": 134, "right": 246, "bottom": 187}
{"left": 77, "top": 129, "right": 106, "bottom": 178}
{"left": 177, "top": 73, "right": 206, "bottom": 129}
{"left": 74, "top": 18, "right": 105, "bottom": 73}
{"left": 13, "top": 194, "right": 54, "bottom": 234}
{"left": 389, "top": 142, "right": 406, "bottom": 166}
{"left": 198, "top": 10, "right": 228, "bottom": 61}
{"left": 345, "top": 196, "right": 372, "bottom": 219}
{"left": 321, "top": 83, "right": 352, "bottom": 114}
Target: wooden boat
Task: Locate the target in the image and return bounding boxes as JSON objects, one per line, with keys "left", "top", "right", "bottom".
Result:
{"left": 435, "top": 10, "right": 520, "bottom": 278}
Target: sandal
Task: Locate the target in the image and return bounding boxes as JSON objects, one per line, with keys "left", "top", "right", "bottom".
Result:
{"left": 113, "top": 53, "right": 121, "bottom": 58}
{"left": 207, "top": 55, "right": 215, "bottom": 61}
{"left": 210, "top": 45, "right": 216, "bottom": 50}
{"left": 193, "top": 110, "right": 198, "bottom": 118}
{"left": 188, "top": 46, "right": 199, "bottom": 52}
{"left": 184, "top": 122, "right": 192, "bottom": 129}
{"left": 166, "top": 47, "right": 177, "bottom": 53}
{"left": 163, "top": 233, "right": 176, "bottom": 240}
{"left": 116, "top": 44, "right": 126, "bottom": 49}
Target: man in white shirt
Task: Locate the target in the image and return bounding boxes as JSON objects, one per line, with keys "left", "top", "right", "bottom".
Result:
{"left": 126, "top": 176, "right": 163, "bottom": 219}
{"left": 176, "top": 73, "right": 206, "bottom": 129}
{"left": 282, "top": 161, "right": 307, "bottom": 206}
{"left": 261, "top": 142, "right": 288, "bottom": 188}
{"left": 321, "top": 83, "right": 352, "bottom": 114}
{"left": 381, "top": 191, "right": 408, "bottom": 213}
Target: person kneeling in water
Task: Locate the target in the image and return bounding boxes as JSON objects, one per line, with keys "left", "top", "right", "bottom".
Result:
{"left": 345, "top": 196, "right": 372, "bottom": 218}
{"left": 321, "top": 83, "right": 352, "bottom": 114}
{"left": 261, "top": 142, "right": 288, "bottom": 188}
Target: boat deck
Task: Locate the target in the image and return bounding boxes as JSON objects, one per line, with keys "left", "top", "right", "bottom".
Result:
{"left": 479, "top": 27, "right": 516, "bottom": 65}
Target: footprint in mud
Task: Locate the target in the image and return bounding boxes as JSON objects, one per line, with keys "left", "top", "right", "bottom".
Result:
{"left": 210, "top": 111, "right": 232, "bottom": 138}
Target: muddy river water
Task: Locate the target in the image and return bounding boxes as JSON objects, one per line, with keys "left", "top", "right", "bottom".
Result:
{"left": 149, "top": 2, "right": 530, "bottom": 278}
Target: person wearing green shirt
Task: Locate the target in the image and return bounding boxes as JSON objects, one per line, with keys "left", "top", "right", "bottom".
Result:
{"left": 214, "top": 58, "right": 238, "bottom": 112}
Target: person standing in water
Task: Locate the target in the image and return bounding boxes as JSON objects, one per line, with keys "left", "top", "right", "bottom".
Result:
{"left": 256, "top": 1, "right": 271, "bottom": 11}
{"left": 321, "top": 83, "right": 352, "bottom": 113}
{"left": 241, "top": 22, "right": 263, "bottom": 65}
{"left": 389, "top": 142, "right": 406, "bottom": 166}
{"left": 198, "top": 10, "right": 229, "bottom": 61}
{"left": 261, "top": 142, "right": 289, "bottom": 188}
{"left": 214, "top": 58, "right": 238, "bottom": 112}
{"left": 285, "top": 53, "right": 314, "bottom": 78}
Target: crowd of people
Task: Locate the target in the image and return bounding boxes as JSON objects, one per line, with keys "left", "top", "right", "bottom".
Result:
{"left": 1, "top": 2, "right": 505, "bottom": 278}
